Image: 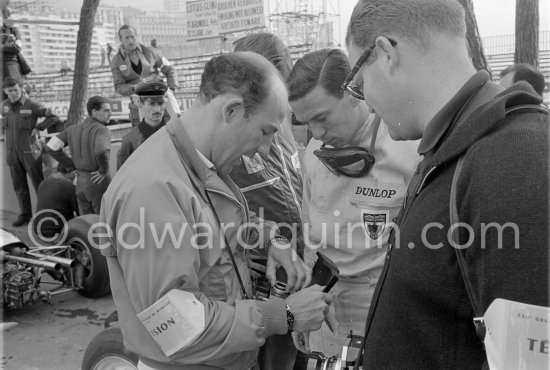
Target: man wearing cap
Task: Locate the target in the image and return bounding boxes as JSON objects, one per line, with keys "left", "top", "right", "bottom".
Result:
{"left": 117, "top": 81, "right": 168, "bottom": 169}
{"left": 110, "top": 25, "right": 177, "bottom": 126}
{"left": 286, "top": 49, "right": 419, "bottom": 356}
{"left": 47, "top": 96, "right": 112, "bottom": 215}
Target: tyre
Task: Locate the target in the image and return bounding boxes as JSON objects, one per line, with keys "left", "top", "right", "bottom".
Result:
{"left": 66, "top": 214, "right": 111, "bottom": 298}
{"left": 81, "top": 327, "right": 138, "bottom": 370}
{"left": 104, "top": 310, "right": 119, "bottom": 329}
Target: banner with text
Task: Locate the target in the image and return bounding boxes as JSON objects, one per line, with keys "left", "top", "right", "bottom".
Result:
{"left": 187, "top": 0, "right": 266, "bottom": 41}
{"left": 186, "top": 0, "right": 219, "bottom": 41}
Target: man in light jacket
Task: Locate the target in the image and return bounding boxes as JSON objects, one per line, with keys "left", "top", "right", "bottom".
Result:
{"left": 100, "top": 52, "right": 332, "bottom": 370}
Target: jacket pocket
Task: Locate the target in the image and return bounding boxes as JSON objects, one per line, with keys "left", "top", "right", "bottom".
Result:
{"left": 19, "top": 112, "right": 35, "bottom": 130}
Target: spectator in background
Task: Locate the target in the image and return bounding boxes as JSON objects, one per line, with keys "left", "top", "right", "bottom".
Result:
{"left": 47, "top": 96, "right": 112, "bottom": 215}
{"left": 149, "top": 38, "right": 162, "bottom": 57}
{"left": 32, "top": 163, "right": 78, "bottom": 241}
{"left": 1, "top": 12, "right": 32, "bottom": 100}
{"left": 231, "top": 32, "right": 305, "bottom": 370}
{"left": 106, "top": 43, "right": 114, "bottom": 65}
{"left": 110, "top": 25, "right": 177, "bottom": 126}
{"left": 59, "top": 60, "right": 72, "bottom": 76}
{"left": 1, "top": 76, "right": 62, "bottom": 227}
{"left": 117, "top": 81, "right": 169, "bottom": 169}
{"left": 499, "top": 63, "right": 546, "bottom": 96}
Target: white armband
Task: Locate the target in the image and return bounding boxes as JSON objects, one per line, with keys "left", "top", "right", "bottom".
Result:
{"left": 46, "top": 135, "right": 65, "bottom": 151}
{"left": 137, "top": 289, "right": 205, "bottom": 357}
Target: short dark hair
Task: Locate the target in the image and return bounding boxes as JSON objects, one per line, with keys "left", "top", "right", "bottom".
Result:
{"left": 86, "top": 96, "right": 110, "bottom": 116}
{"left": 118, "top": 25, "right": 137, "bottom": 40}
{"left": 198, "top": 52, "right": 281, "bottom": 117}
{"left": 346, "top": 0, "right": 465, "bottom": 50}
{"left": 3, "top": 76, "right": 23, "bottom": 89}
{"left": 287, "top": 48, "right": 350, "bottom": 102}
{"left": 233, "top": 32, "right": 293, "bottom": 80}
{"left": 500, "top": 63, "right": 545, "bottom": 95}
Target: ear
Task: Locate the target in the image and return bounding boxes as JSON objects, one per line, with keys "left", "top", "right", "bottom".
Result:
{"left": 221, "top": 97, "right": 245, "bottom": 124}
{"left": 375, "top": 37, "right": 399, "bottom": 71}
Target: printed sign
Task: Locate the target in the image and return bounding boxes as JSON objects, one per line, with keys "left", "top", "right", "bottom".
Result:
{"left": 186, "top": 0, "right": 219, "bottom": 41}
{"left": 484, "top": 299, "right": 549, "bottom": 370}
{"left": 186, "top": 0, "right": 265, "bottom": 40}
{"left": 218, "top": 0, "right": 265, "bottom": 34}
{"left": 137, "top": 289, "right": 205, "bottom": 357}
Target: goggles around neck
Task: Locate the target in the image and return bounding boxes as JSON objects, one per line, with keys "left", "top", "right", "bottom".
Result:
{"left": 313, "top": 115, "right": 381, "bottom": 178}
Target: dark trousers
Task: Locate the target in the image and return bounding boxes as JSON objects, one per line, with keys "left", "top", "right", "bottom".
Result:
{"left": 76, "top": 171, "right": 110, "bottom": 215}
{"left": 258, "top": 334, "right": 308, "bottom": 370}
{"left": 9, "top": 151, "right": 43, "bottom": 218}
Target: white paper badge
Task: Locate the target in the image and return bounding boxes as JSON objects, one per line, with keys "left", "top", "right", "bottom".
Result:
{"left": 46, "top": 135, "right": 65, "bottom": 151}
{"left": 119, "top": 64, "right": 127, "bottom": 71}
{"left": 243, "top": 153, "right": 265, "bottom": 174}
{"left": 291, "top": 152, "right": 301, "bottom": 172}
{"left": 483, "top": 298, "right": 549, "bottom": 370}
{"left": 137, "top": 289, "right": 205, "bottom": 357}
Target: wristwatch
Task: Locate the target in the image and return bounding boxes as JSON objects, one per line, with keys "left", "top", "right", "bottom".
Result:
{"left": 266, "top": 235, "right": 289, "bottom": 253}
{"left": 285, "top": 304, "right": 295, "bottom": 333}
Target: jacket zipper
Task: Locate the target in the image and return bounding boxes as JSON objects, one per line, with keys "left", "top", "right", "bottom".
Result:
{"left": 240, "top": 177, "right": 280, "bottom": 193}
{"left": 274, "top": 134, "right": 302, "bottom": 216}
{"left": 358, "top": 164, "right": 439, "bottom": 362}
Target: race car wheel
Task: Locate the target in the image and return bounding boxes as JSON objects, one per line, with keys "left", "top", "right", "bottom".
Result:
{"left": 81, "top": 327, "right": 138, "bottom": 370}
{"left": 66, "top": 214, "right": 111, "bottom": 298}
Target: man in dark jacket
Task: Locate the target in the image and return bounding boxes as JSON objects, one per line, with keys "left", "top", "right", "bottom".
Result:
{"left": 1, "top": 76, "right": 61, "bottom": 226}
{"left": 110, "top": 25, "right": 177, "bottom": 126}
{"left": 47, "top": 96, "right": 112, "bottom": 215}
{"left": 229, "top": 32, "right": 305, "bottom": 370}
{"left": 117, "top": 81, "right": 168, "bottom": 169}
{"left": 346, "top": 0, "right": 549, "bottom": 369}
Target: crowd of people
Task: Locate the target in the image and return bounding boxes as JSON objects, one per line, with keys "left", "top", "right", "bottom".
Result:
{"left": 1, "top": 0, "right": 549, "bottom": 369}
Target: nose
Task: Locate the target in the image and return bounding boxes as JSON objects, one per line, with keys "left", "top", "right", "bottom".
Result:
{"left": 309, "top": 124, "right": 326, "bottom": 141}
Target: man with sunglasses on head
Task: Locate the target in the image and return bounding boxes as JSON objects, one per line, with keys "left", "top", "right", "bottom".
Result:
{"left": 346, "top": 0, "right": 549, "bottom": 368}
{"left": 286, "top": 48, "right": 418, "bottom": 357}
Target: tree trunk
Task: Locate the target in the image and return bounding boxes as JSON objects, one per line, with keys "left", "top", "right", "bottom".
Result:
{"left": 65, "top": 0, "right": 100, "bottom": 127}
{"left": 457, "top": 0, "right": 490, "bottom": 73}
{"left": 515, "top": 0, "right": 539, "bottom": 67}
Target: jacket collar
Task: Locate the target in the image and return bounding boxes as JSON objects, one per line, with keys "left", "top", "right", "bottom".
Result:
{"left": 165, "top": 116, "right": 248, "bottom": 213}
{"left": 418, "top": 71, "right": 491, "bottom": 155}
{"left": 430, "top": 81, "right": 543, "bottom": 166}
{"left": 138, "top": 116, "right": 166, "bottom": 139}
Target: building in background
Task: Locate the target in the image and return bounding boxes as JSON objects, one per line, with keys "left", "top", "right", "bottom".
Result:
{"left": 123, "top": 9, "right": 187, "bottom": 59}
{"left": 12, "top": 14, "right": 116, "bottom": 73}
{"left": 164, "top": 0, "right": 187, "bottom": 13}
{"left": 8, "top": 0, "right": 53, "bottom": 15}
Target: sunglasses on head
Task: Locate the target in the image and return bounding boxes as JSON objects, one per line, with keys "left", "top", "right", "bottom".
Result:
{"left": 313, "top": 115, "right": 382, "bottom": 177}
{"left": 342, "top": 38, "right": 398, "bottom": 100}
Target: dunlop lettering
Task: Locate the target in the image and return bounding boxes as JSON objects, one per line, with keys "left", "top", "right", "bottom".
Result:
{"left": 355, "top": 187, "right": 397, "bottom": 199}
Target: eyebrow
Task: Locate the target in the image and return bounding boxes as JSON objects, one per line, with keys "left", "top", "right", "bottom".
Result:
{"left": 309, "top": 111, "right": 329, "bottom": 122}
